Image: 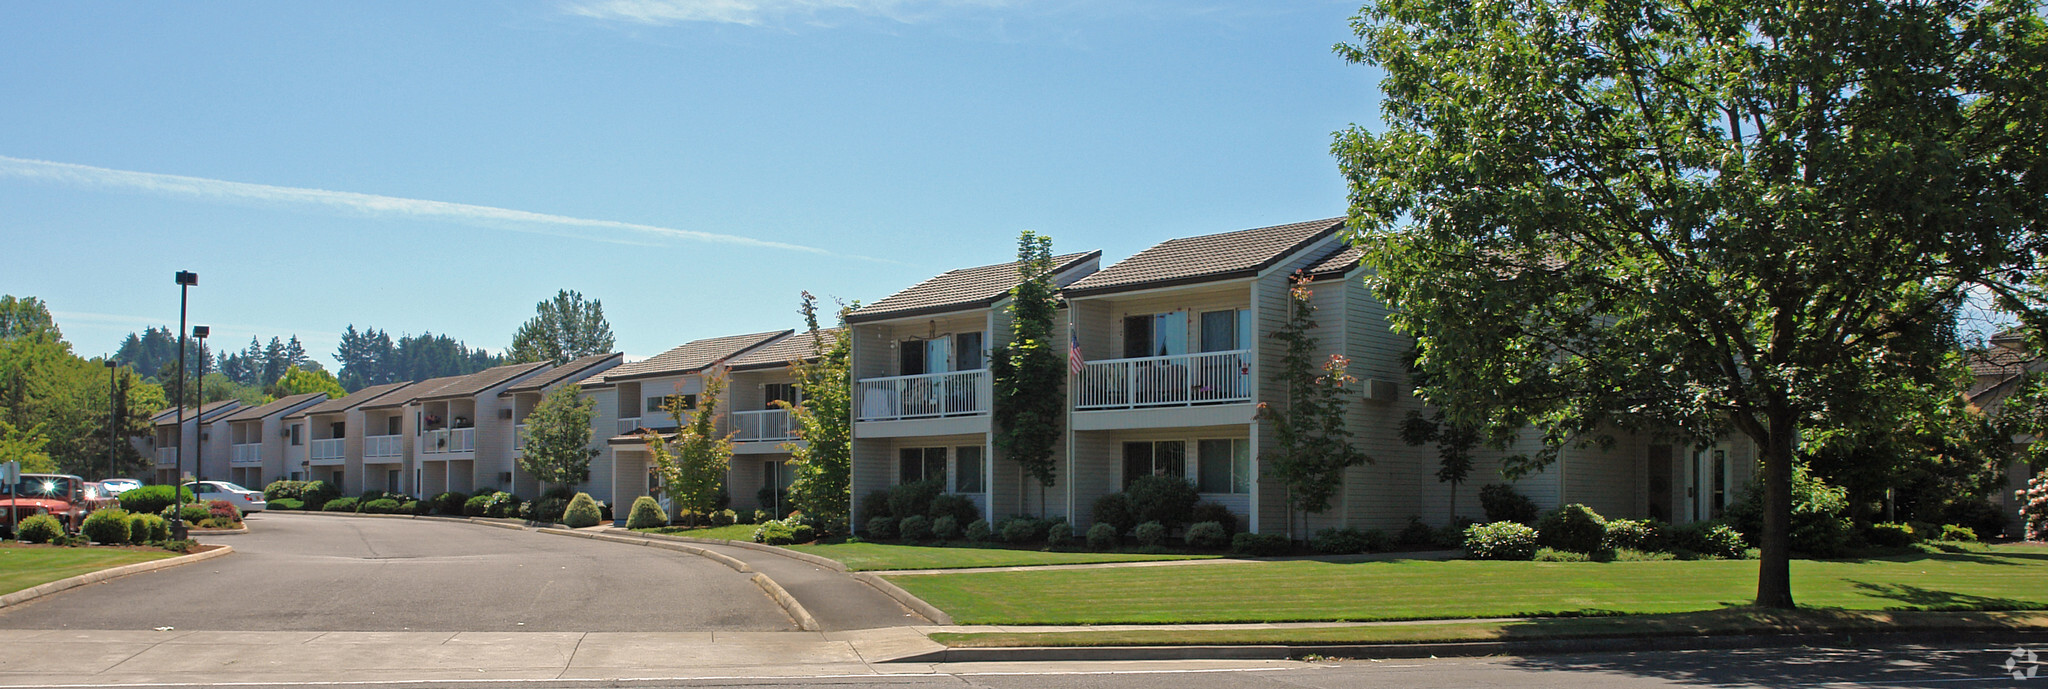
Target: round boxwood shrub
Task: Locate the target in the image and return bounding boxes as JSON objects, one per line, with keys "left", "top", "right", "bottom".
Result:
{"left": 484, "top": 493, "right": 522, "bottom": 519}
{"left": 1185, "top": 521, "right": 1230, "bottom": 550}
{"left": 357, "top": 498, "right": 399, "bottom": 514}
{"left": 359, "top": 490, "right": 388, "bottom": 504}
{"left": 928, "top": 494, "right": 979, "bottom": 525}
{"left": 1085, "top": 522, "right": 1119, "bottom": 551}
{"left": 1866, "top": 522, "right": 1917, "bottom": 548}
{"left": 1463, "top": 521, "right": 1539, "bottom": 560}
{"left": 126, "top": 513, "right": 154, "bottom": 544}
{"left": 886, "top": 479, "right": 944, "bottom": 520}
{"left": 1941, "top": 524, "right": 1978, "bottom": 542}
{"left": 165, "top": 504, "right": 210, "bottom": 524}
{"left": 263, "top": 480, "right": 307, "bottom": 502}
{"left": 82, "top": 508, "right": 131, "bottom": 545}
{"left": 1673, "top": 522, "right": 1748, "bottom": 559}
{"left": 322, "top": 497, "right": 360, "bottom": 512}
{"left": 117, "top": 485, "right": 193, "bottom": 515}
{"left": 999, "top": 518, "right": 1042, "bottom": 545}
{"left": 406, "top": 499, "right": 431, "bottom": 515}
{"left": 898, "top": 515, "right": 933, "bottom": 542}
{"left": 529, "top": 496, "right": 571, "bottom": 523}
{"left": 15, "top": 514, "right": 64, "bottom": 544}
{"left": 1536, "top": 503, "right": 1607, "bottom": 554}
{"left": 463, "top": 494, "right": 492, "bottom": 517}
{"left": 626, "top": 496, "right": 667, "bottom": 528}
{"left": 1132, "top": 521, "right": 1167, "bottom": 547}
{"left": 563, "top": 493, "right": 603, "bottom": 528}
{"left": 1602, "top": 518, "right": 1669, "bottom": 553}
{"left": 931, "top": 515, "right": 962, "bottom": 541}
{"left": 788, "top": 519, "right": 817, "bottom": 544}
{"left": 435, "top": 492, "right": 469, "bottom": 516}
{"left": 1189, "top": 503, "right": 1238, "bottom": 536}
{"left": 1310, "top": 527, "right": 1379, "bottom": 554}
{"left": 1125, "top": 475, "right": 1199, "bottom": 531}
{"left": 754, "top": 520, "right": 796, "bottom": 545}
{"left": 1091, "top": 493, "right": 1137, "bottom": 536}
{"left": 1479, "top": 484, "right": 1539, "bottom": 525}
{"left": 710, "top": 509, "right": 738, "bottom": 527}
{"left": 1044, "top": 518, "right": 1074, "bottom": 548}
{"left": 865, "top": 515, "right": 899, "bottom": 541}
{"left": 964, "top": 518, "right": 993, "bottom": 542}
{"left": 1230, "top": 532, "right": 1291, "bottom": 556}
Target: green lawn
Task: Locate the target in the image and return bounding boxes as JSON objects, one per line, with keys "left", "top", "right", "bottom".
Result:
{"left": 887, "top": 544, "right": 2048, "bottom": 624}
{"left": 786, "top": 542, "right": 1217, "bottom": 571}
{"left": 0, "top": 545, "right": 176, "bottom": 596}
{"left": 632, "top": 523, "right": 764, "bottom": 541}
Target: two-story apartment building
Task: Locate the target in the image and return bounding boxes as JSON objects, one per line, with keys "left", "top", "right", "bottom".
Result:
{"left": 219, "top": 392, "right": 327, "bottom": 490}
{"left": 496, "top": 353, "right": 624, "bottom": 497}
{"left": 285, "top": 381, "right": 412, "bottom": 490}
{"left": 351, "top": 376, "right": 464, "bottom": 496}
{"left": 404, "top": 362, "right": 552, "bottom": 498}
{"left": 148, "top": 400, "right": 241, "bottom": 486}
{"left": 585, "top": 331, "right": 789, "bottom": 511}
{"left": 723, "top": 328, "right": 840, "bottom": 518}
{"left": 846, "top": 252, "right": 1102, "bottom": 526}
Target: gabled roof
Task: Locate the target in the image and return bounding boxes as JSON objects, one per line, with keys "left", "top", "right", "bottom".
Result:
{"left": 598, "top": 331, "right": 790, "bottom": 383}
{"left": 847, "top": 251, "right": 1102, "bottom": 323}
{"left": 287, "top": 381, "right": 411, "bottom": 419}
{"left": 1305, "top": 245, "right": 1364, "bottom": 278}
{"left": 417, "top": 362, "right": 550, "bottom": 401}
{"left": 501, "top": 353, "right": 624, "bottom": 396}
{"left": 152, "top": 400, "right": 240, "bottom": 426}
{"left": 1063, "top": 218, "right": 1346, "bottom": 297}
{"left": 727, "top": 328, "right": 843, "bottom": 372}
{"left": 221, "top": 392, "right": 327, "bottom": 423}
{"left": 359, "top": 375, "right": 468, "bottom": 411}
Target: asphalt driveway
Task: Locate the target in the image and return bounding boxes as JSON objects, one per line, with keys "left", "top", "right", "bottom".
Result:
{"left": 0, "top": 513, "right": 794, "bottom": 632}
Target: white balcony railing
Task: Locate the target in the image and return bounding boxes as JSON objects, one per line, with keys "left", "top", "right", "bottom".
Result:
{"left": 513, "top": 424, "right": 526, "bottom": 450}
{"left": 731, "top": 408, "right": 796, "bottom": 442}
{"left": 311, "top": 438, "right": 344, "bottom": 462}
{"left": 451, "top": 427, "right": 474, "bottom": 452}
{"left": 418, "top": 427, "right": 476, "bottom": 454}
{"left": 1076, "top": 349, "right": 1253, "bottom": 410}
{"left": 365, "top": 434, "right": 404, "bottom": 458}
{"left": 856, "top": 369, "right": 990, "bottom": 422}
{"left": 618, "top": 417, "right": 642, "bottom": 435}
{"left": 231, "top": 443, "right": 262, "bottom": 465}
{"left": 156, "top": 447, "right": 177, "bottom": 467}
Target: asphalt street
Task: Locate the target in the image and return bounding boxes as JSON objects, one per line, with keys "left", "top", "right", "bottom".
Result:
{"left": 0, "top": 513, "right": 795, "bottom": 631}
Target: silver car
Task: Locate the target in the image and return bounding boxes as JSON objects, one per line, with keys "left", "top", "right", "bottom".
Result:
{"left": 184, "top": 480, "right": 267, "bottom": 514}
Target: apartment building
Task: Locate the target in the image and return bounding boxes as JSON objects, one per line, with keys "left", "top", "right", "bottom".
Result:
{"left": 147, "top": 400, "right": 240, "bottom": 486}
{"left": 220, "top": 392, "right": 328, "bottom": 489}
{"left": 722, "top": 328, "right": 840, "bottom": 518}
{"left": 395, "top": 362, "right": 552, "bottom": 497}
{"left": 497, "top": 352, "right": 624, "bottom": 496}
{"left": 584, "top": 331, "right": 788, "bottom": 511}
{"left": 285, "top": 381, "right": 411, "bottom": 490}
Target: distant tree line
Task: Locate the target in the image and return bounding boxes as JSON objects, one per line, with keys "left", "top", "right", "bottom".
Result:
{"left": 334, "top": 326, "right": 505, "bottom": 392}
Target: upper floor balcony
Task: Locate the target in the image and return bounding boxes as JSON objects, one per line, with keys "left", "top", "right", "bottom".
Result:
{"left": 156, "top": 447, "right": 177, "bottom": 467}
{"left": 311, "top": 438, "right": 344, "bottom": 463}
{"left": 365, "top": 434, "right": 405, "bottom": 459}
{"left": 420, "top": 427, "right": 475, "bottom": 455}
{"left": 513, "top": 423, "right": 527, "bottom": 450}
{"left": 231, "top": 443, "right": 262, "bottom": 465}
{"left": 732, "top": 408, "right": 796, "bottom": 443}
{"left": 856, "top": 370, "right": 990, "bottom": 422}
{"left": 1076, "top": 349, "right": 1253, "bottom": 410}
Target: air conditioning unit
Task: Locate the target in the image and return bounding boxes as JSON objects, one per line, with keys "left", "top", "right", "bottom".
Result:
{"left": 498, "top": 408, "right": 513, "bottom": 420}
{"left": 1363, "top": 378, "right": 1398, "bottom": 403}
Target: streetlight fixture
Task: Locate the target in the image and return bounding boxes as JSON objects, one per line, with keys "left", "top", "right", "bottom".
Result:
{"left": 104, "top": 359, "right": 117, "bottom": 482}
{"left": 186, "top": 325, "right": 209, "bottom": 521}
{"left": 171, "top": 270, "right": 197, "bottom": 539}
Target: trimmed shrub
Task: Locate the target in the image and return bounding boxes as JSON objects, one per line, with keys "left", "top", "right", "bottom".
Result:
{"left": 626, "top": 496, "right": 667, "bottom": 528}
{"left": 563, "top": 493, "right": 602, "bottom": 528}
{"left": 1186, "top": 521, "right": 1230, "bottom": 549}
{"left": 899, "top": 515, "right": 933, "bottom": 542}
{"left": 1534, "top": 547, "right": 1592, "bottom": 562}
{"left": 859, "top": 490, "right": 893, "bottom": 525}
{"left": 1045, "top": 519, "right": 1075, "bottom": 548}
{"left": 1230, "top": 532, "right": 1291, "bottom": 556}
{"left": 126, "top": 513, "right": 154, "bottom": 543}
{"left": 1479, "top": 484, "right": 1539, "bottom": 525}
{"left": 263, "top": 480, "right": 308, "bottom": 501}
{"left": 753, "top": 520, "right": 795, "bottom": 545}
{"left": 1125, "top": 475, "right": 1199, "bottom": 531}
{"left": 484, "top": 493, "right": 522, "bottom": 519}
{"left": 463, "top": 494, "right": 492, "bottom": 517}
{"left": 359, "top": 490, "right": 389, "bottom": 504}
{"left": 82, "top": 509, "right": 131, "bottom": 544}
{"left": 1395, "top": 516, "right": 1437, "bottom": 546}
{"left": 1672, "top": 522, "right": 1747, "bottom": 559}
{"left": 886, "top": 480, "right": 944, "bottom": 520}
{"left": 322, "top": 497, "right": 360, "bottom": 512}
{"left": 360, "top": 498, "right": 401, "bottom": 514}
{"left": 931, "top": 515, "right": 961, "bottom": 541}
{"left": 1602, "top": 518, "right": 1669, "bottom": 553}
{"left": 1536, "top": 504, "right": 1607, "bottom": 554}
{"left": 208, "top": 500, "right": 241, "bottom": 522}
{"left": 1614, "top": 548, "right": 1675, "bottom": 561}
{"left": 1941, "top": 524, "right": 1978, "bottom": 542}
{"left": 1091, "top": 493, "right": 1137, "bottom": 536}
{"left": 198, "top": 517, "right": 235, "bottom": 529}
{"left": 406, "top": 500, "right": 430, "bottom": 515}
{"left": 435, "top": 492, "right": 469, "bottom": 516}
{"left": 752, "top": 509, "right": 772, "bottom": 525}
{"left": 270, "top": 498, "right": 305, "bottom": 511}
{"left": 999, "top": 518, "right": 1044, "bottom": 545}
{"left": 1132, "top": 521, "right": 1167, "bottom": 547}
{"left": 15, "top": 514, "right": 63, "bottom": 543}
{"left": 1310, "top": 527, "right": 1380, "bottom": 555}
{"left": 1464, "top": 521, "right": 1539, "bottom": 560}
{"left": 928, "top": 494, "right": 980, "bottom": 525}
{"left": 964, "top": 519, "right": 993, "bottom": 542}
{"left": 301, "top": 481, "right": 340, "bottom": 510}
{"left": 865, "top": 515, "right": 899, "bottom": 541}
{"left": 788, "top": 519, "right": 817, "bottom": 544}
{"left": 1867, "top": 522, "right": 1917, "bottom": 548}
{"left": 1086, "top": 522, "right": 1119, "bottom": 550}
{"left": 118, "top": 485, "right": 194, "bottom": 515}
{"left": 1189, "top": 503, "right": 1239, "bottom": 536}
{"left": 529, "top": 496, "right": 571, "bottom": 524}
{"left": 170, "top": 504, "right": 210, "bottom": 523}
{"left": 713, "top": 509, "right": 739, "bottom": 526}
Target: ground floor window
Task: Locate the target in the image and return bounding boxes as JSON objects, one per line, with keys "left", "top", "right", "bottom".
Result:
{"left": 954, "top": 446, "right": 984, "bottom": 493}
{"left": 900, "top": 447, "right": 947, "bottom": 485}
{"left": 1123, "top": 441, "right": 1187, "bottom": 486}
{"left": 900, "top": 446, "right": 986, "bottom": 494}
{"left": 1196, "top": 438, "right": 1251, "bottom": 494}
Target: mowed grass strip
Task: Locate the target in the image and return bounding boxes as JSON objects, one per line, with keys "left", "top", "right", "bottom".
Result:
{"left": 787, "top": 542, "right": 1217, "bottom": 571}
{"left": 929, "top": 609, "right": 2048, "bottom": 647}
{"left": 633, "top": 523, "right": 765, "bottom": 541}
{"left": 887, "top": 545, "right": 2048, "bottom": 624}
{"left": 0, "top": 545, "right": 176, "bottom": 596}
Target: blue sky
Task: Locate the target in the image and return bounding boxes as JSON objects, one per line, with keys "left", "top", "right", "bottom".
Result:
{"left": 0, "top": 1, "right": 1382, "bottom": 367}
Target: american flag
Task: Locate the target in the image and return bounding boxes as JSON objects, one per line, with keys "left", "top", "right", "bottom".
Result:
{"left": 1068, "top": 327, "right": 1086, "bottom": 375}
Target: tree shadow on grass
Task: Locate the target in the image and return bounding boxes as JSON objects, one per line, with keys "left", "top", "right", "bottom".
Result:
{"left": 1845, "top": 581, "right": 2039, "bottom": 611}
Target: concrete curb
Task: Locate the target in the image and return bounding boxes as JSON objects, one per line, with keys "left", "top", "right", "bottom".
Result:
{"left": 627, "top": 530, "right": 848, "bottom": 571}
{"left": 852, "top": 573, "right": 953, "bottom": 625}
{"left": 751, "top": 572, "right": 822, "bottom": 631}
{"left": 190, "top": 526, "right": 250, "bottom": 535}
{"left": 272, "top": 510, "right": 529, "bottom": 530}
{"left": 534, "top": 528, "right": 751, "bottom": 573}
{"left": 0, "top": 545, "right": 234, "bottom": 610}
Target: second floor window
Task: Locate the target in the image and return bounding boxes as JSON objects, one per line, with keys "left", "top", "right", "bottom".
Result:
{"left": 899, "top": 331, "right": 985, "bottom": 375}
{"left": 764, "top": 383, "right": 800, "bottom": 409}
{"left": 649, "top": 394, "right": 697, "bottom": 414}
{"left": 1124, "top": 312, "right": 1188, "bottom": 358}
{"left": 290, "top": 424, "right": 302, "bottom": 446}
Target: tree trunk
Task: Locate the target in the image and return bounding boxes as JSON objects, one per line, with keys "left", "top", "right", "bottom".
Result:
{"left": 1754, "top": 408, "right": 1797, "bottom": 609}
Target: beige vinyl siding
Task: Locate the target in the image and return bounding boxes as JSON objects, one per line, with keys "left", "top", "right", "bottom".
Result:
{"left": 1072, "top": 283, "right": 1249, "bottom": 358}
{"left": 1253, "top": 238, "right": 1346, "bottom": 535}
{"left": 584, "top": 387, "right": 618, "bottom": 503}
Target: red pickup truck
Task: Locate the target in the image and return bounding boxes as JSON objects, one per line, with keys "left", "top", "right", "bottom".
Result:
{"left": 2, "top": 474, "right": 117, "bottom": 534}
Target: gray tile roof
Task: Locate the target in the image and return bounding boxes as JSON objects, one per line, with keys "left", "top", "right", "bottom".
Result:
{"left": 598, "top": 330, "right": 791, "bottom": 383}
{"left": 359, "top": 376, "right": 468, "bottom": 411}
{"left": 501, "top": 353, "right": 624, "bottom": 396}
{"left": 1063, "top": 218, "right": 1346, "bottom": 297}
{"left": 152, "top": 400, "right": 240, "bottom": 426}
{"left": 416, "top": 362, "right": 551, "bottom": 401}
{"left": 1305, "top": 245, "right": 1364, "bottom": 278}
{"left": 727, "top": 328, "right": 843, "bottom": 372}
{"left": 221, "top": 392, "right": 327, "bottom": 423}
{"left": 287, "top": 381, "right": 411, "bottom": 418}
{"left": 847, "top": 251, "right": 1102, "bottom": 323}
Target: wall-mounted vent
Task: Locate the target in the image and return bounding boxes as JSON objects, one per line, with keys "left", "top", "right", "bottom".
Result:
{"left": 1364, "top": 379, "right": 1398, "bottom": 403}
{"left": 498, "top": 408, "right": 513, "bottom": 420}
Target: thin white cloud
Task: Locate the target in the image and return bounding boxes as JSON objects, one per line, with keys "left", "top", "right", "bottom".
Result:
{"left": 0, "top": 155, "right": 870, "bottom": 259}
{"left": 565, "top": 0, "right": 1012, "bottom": 26}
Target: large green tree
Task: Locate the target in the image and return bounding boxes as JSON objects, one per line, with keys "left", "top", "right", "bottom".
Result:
{"left": 648, "top": 371, "right": 734, "bottom": 523}
{"left": 991, "top": 232, "right": 1065, "bottom": 517}
{"left": 517, "top": 383, "right": 599, "bottom": 495}
{"left": 0, "top": 296, "right": 165, "bottom": 479}
{"left": 509, "top": 290, "right": 616, "bottom": 366}
{"left": 1334, "top": 0, "right": 2047, "bottom": 607}
{"left": 784, "top": 292, "right": 853, "bottom": 530}
{"left": 267, "top": 365, "right": 347, "bottom": 400}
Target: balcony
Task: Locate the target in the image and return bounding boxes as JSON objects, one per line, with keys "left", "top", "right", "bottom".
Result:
{"left": 311, "top": 438, "right": 344, "bottom": 462}
{"left": 420, "top": 427, "right": 476, "bottom": 455}
{"left": 513, "top": 423, "right": 527, "bottom": 450}
{"left": 365, "top": 434, "right": 404, "bottom": 459}
{"left": 156, "top": 447, "right": 177, "bottom": 467}
{"left": 1077, "top": 350, "right": 1253, "bottom": 410}
{"left": 231, "top": 443, "right": 262, "bottom": 465}
{"left": 618, "top": 417, "right": 642, "bottom": 435}
{"left": 732, "top": 409, "right": 796, "bottom": 443}
{"left": 856, "top": 370, "right": 991, "bottom": 422}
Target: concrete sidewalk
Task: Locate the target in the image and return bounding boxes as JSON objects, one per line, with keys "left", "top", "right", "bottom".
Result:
{"left": 565, "top": 527, "right": 932, "bottom": 630}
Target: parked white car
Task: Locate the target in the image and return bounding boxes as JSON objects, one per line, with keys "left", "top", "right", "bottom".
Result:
{"left": 99, "top": 478, "right": 143, "bottom": 495}
{"left": 184, "top": 481, "right": 267, "bottom": 514}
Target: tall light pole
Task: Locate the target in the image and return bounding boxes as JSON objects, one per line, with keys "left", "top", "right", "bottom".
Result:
{"left": 190, "top": 325, "right": 209, "bottom": 489}
{"left": 172, "top": 270, "right": 197, "bottom": 540}
{"left": 104, "top": 359, "right": 117, "bottom": 482}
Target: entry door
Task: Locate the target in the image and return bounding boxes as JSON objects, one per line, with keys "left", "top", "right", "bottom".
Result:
{"left": 1691, "top": 446, "right": 1730, "bottom": 521}
{"left": 1647, "top": 445, "right": 1673, "bottom": 522}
